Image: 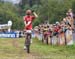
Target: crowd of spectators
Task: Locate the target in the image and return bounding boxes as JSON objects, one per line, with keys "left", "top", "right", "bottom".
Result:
{"left": 33, "top": 9, "right": 74, "bottom": 45}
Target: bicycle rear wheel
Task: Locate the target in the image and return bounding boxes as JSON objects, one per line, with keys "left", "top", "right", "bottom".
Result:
{"left": 25, "top": 33, "right": 31, "bottom": 53}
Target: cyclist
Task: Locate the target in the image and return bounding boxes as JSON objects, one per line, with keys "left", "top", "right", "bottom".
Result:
{"left": 23, "top": 10, "right": 38, "bottom": 53}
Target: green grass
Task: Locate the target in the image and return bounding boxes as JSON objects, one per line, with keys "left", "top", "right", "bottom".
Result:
{"left": 0, "top": 38, "right": 75, "bottom": 59}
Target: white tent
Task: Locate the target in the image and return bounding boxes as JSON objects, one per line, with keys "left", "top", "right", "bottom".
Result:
{"left": 0, "top": 20, "right": 12, "bottom": 32}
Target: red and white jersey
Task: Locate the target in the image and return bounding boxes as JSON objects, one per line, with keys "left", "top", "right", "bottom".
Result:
{"left": 23, "top": 15, "right": 35, "bottom": 30}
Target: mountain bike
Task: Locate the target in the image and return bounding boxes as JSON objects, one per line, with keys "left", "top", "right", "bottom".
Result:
{"left": 24, "top": 30, "right": 32, "bottom": 53}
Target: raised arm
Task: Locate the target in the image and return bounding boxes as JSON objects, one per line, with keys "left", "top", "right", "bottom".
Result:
{"left": 33, "top": 12, "right": 38, "bottom": 18}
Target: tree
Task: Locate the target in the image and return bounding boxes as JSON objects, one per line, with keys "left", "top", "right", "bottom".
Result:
{"left": 37, "top": 0, "right": 74, "bottom": 23}
{"left": 0, "top": 2, "right": 24, "bottom": 30}
{"left": 1, "top": 0, "right": 75, "bottom": 30}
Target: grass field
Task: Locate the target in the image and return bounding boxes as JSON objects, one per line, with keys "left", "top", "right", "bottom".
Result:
{"left": 0, "top": 38, "right": 75, "bottom": 59}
